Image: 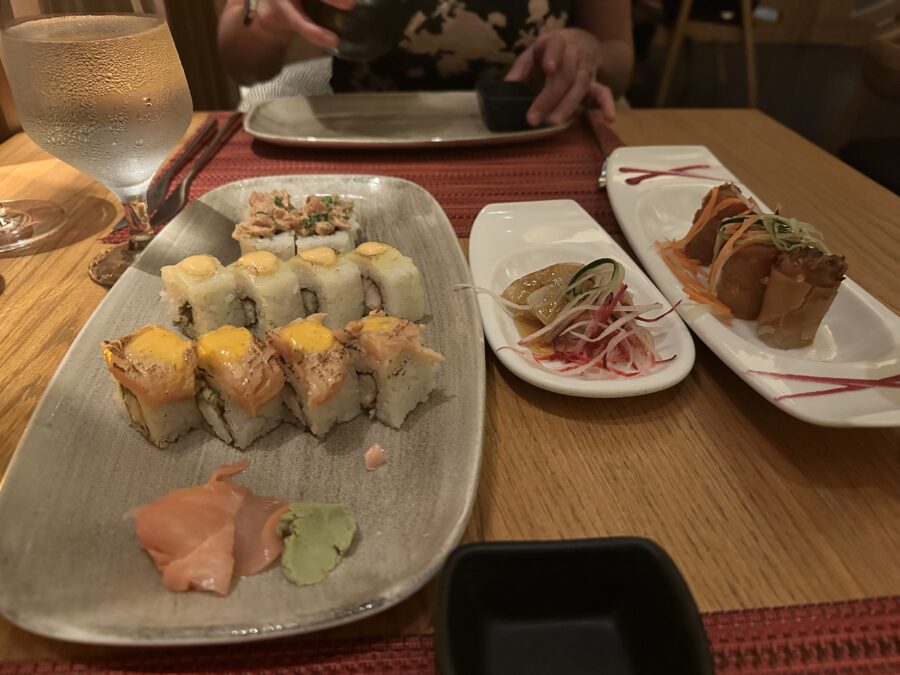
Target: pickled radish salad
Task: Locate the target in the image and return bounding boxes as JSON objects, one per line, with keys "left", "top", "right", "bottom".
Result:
{"left": 460, "top": 258, "right": 678, "bottom": 378}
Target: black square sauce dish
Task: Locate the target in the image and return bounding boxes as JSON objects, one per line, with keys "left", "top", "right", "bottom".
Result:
{"left": 436, "top": 538, "right": 713, "bottom": 675}
{"left": 476, "top": 79, "right": 542, "bottom": 132}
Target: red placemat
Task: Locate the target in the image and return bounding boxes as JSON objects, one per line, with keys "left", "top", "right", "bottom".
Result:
{"left": 2, "top": 596, "right": 897, "bottom": 674}
{"left": 103, "top": 111, "right": 622, "bottom": 244}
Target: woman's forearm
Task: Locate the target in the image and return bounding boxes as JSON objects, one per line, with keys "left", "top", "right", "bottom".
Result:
{"left": 596, "top": 38, "right": 634, "bottom": 97}
{"left": 572, "top": 0, "right": 634, "bottom": 98}
{"left": 218, "top": 1, "right": 291, "bottom": 85}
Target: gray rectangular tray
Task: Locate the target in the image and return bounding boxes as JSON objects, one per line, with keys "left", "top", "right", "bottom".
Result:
{"left": 244, "top": 92, "right": 570, "bottom": 148}
{"left": 0, "top": 175, "right": 484, "bottom": 645}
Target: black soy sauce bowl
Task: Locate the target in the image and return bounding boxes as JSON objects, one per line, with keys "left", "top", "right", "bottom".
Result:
{"left": 435, "top": 538, "right": 714, "bottom": 675}
{"left": 476, "top": 79, "right": 543, "bottom": 132}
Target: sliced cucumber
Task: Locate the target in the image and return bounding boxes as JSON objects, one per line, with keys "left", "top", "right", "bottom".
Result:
{"left": 566, "top": 258, "right": 621, "bottom": 296}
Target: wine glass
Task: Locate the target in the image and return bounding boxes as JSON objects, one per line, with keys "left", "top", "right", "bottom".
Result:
{"left": 0, "top": 199, "right": 67, "bottom": 254}
{"left": 0, "top": 66, "right": 67, "bottom": 254}
{"left": 1, "top": 0, "right": 193, "bottom": 286}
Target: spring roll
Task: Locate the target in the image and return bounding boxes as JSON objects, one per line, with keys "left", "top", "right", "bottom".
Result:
{"left": 715, "top": 243, "right": 779, "bottom": 320}
{"left": 684, "top": 183, "right": 752, "bottom": 265}
{"left": 756, "top": 248, "right": 847, "bottom": 348}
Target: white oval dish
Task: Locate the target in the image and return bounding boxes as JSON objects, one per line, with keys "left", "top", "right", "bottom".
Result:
{"left": 606, "top": 145, "right": 900, "bottom": 427}
{"left": 468, "top": 199, "right": 695, "bottom": 398}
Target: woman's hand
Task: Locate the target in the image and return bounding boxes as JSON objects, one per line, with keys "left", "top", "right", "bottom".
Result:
{"left": 252, "top": 0, "right": 356, "bottom": 50}
{"left": 505, "top": 28, "right": 616, "bottom": 126}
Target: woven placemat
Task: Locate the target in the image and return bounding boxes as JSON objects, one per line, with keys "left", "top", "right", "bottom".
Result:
{"left": 2, "top": 596, "right": 897, "bottom": 674}
{"left": 103, "top": 110, "right": 622, "bottom": 244}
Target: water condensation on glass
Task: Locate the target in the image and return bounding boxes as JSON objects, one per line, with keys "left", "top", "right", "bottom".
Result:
{"left": 2, "top": 14, "right": 192, "bottom": 196}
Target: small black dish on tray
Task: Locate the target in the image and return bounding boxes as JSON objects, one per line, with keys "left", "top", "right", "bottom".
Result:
{"left": 476, "top": 79, "right": 541, "bottom": 132}
{"left": 435, "top": 537, "right": 713, "bottom": 675}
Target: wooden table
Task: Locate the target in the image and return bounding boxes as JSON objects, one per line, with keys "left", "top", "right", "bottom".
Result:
{"left": 0, "top": 110, "right": 898, "bottom": 662}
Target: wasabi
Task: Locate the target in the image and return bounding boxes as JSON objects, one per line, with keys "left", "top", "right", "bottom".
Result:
{"left": 278, "top": 502, "right": 357, "bottom": 586}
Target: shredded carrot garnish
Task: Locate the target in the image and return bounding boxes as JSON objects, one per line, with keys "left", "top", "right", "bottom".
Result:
{"left": 653, "top": 185, "right": 761, "bottom": 325}
{"left": 708, "top": 214, "right": 757, "bottom": 289}
{"left": 683, "top": 287, "right": 731, "bottom": 314}
{"left": 655, "top": 241, "right": 733, "bottom": 322}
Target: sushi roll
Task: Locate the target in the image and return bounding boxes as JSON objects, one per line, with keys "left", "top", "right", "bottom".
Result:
{"left": 294, "top": 195, "right": 360, "bottom": 255}
{"left": 757, "top": 247, "right": 847, "bottom": 349}
{"left": 195, "top": 325, "right": 285, "bottom": 449}
{"left": 238, "top": 231, "right": 297, "bottom": 260}
{"left": 102, "top": 325, "right": 201, "bottom": 448}
{"left": 345, "top": 242, "right": 425, "bottom": 321}
{"left": 161, "top": 254, "right": 244, "bottom": 338}
{"left": 232, "top": 190, "right": 302, "bottom": 260}
{"left": 229, "top": 251, "right": 304, "bottom": 338}
{"left": 268, "top": 314, "right": 361, "bottom": 438}
{"left": 295, "top": 231, "right": 355, "bottom": 255}
{"left": 286, "top": 247, "right": 365, "bottom": 330}
{"left": 338, "top": 313, "right": 443, "bottom": 429}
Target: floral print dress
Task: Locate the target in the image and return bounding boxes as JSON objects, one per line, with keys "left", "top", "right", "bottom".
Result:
{"left": 331, "top": 0, "right": 572, "bottom": 91}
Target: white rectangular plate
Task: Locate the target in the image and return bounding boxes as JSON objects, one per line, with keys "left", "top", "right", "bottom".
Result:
{"left": 244, "top": 92, "right": 570, "bottom": 148}
{"left": 0, "top": 175, "right": 484, "bottom": 645}
{"left": 607, "top": 145, "right": 900, "bottom": 427}
{"left": 468, "top": 200, "right": 695, "bottom": 398}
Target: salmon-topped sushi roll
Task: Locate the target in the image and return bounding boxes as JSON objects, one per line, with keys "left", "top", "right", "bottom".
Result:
{"left": 338, "top": 313, "right": 443, "bottom": 429}
{"left": 195, "top": 325, "right": 285, "bottom": 449}
{"left": 268, "top": 314, "right": 361, "bottom": 438}
{"left": 102, "top": 325, "right": 201, "bottom": 448}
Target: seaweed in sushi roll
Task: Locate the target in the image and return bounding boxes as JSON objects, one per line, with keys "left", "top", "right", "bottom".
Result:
{"left": 161, "top": 255, "right": 244, "bottom": 338}
{"left": 345, "top": 242, "right": 425, "bottom": 321}
{"left": 287, "top": 247, "right": 364, "bottom": 330}
{"left": 338, "top": 313, "right": 442, "bottom": 428}
{"left": 229, "top": 251, "right": 304, "bottom": 338}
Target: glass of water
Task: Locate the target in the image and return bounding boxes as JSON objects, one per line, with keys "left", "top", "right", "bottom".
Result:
{"left": 1, "top": 0, "right": 193, "bottom": 285}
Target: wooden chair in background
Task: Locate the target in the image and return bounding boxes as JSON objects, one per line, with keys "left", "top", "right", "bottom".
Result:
{"left": 163, "top": 0, "right": 237, "bottom": 110}
{"left": 0, "top": 60, "right": 22, "bottom": 143}
{"left": 655, "top": 0, "right": 758, "bottom": 107}
{"left": 836, "top": 23, "right": 900, "bottom": 193}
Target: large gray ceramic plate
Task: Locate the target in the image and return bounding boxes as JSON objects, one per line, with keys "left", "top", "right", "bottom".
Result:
{"left": 245, "top": 92, "right": 571, "bottom": 148}
{"left": 0, "top": 175, "right": 484, "bottom": 645}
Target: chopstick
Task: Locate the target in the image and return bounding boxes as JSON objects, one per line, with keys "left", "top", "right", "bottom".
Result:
{"left": 146, "top": 117, "right": 218, "bottom": 212}
{"left": 151, "top": 112, "right": 244, "bottom": 227}
{"left": 111, "top": 118, "right": 219, "bottom": 233}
